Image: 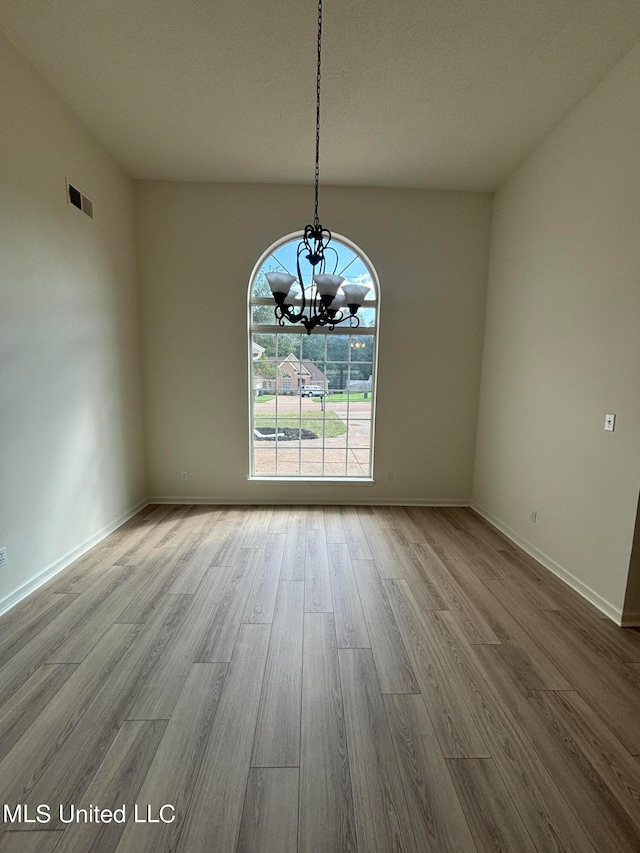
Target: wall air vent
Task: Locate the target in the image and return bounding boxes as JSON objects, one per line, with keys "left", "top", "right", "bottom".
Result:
{"left": 66, "top": 179, "right": 94, "bottom": 219}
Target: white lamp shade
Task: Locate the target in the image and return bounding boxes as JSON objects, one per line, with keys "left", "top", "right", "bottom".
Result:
{"left": 265, "top": 272, "right": 297, "bottom": 296}
{"left": 313, "top": 274, "right": 344, "bottom": 298}
{"left": 284, "top": 286, "right": 301, "bottom": 305}
{"left": 329, "top": 293, "right": 346, "bottom": 310}
{"left": 342, "top": 283, "right": 370, "bottom": 306}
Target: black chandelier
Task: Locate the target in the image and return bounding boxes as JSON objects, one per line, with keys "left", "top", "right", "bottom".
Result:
{"left": 265, "top": 0, "right": 370, "bottom": 334}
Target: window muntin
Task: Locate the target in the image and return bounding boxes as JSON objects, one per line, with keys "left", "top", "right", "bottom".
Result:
{"left": 249, "top": 233, "right": 379, "bottom": 480}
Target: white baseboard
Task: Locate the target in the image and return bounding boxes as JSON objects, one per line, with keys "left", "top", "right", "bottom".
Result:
{"left": 0, "top": 498, "right": 149, "bottom": 618}
{"left": 471, "top": 503, "right": 624, "bottom": 626}
{"left": 148, "top": 495, "right": 470, "bottom": 507}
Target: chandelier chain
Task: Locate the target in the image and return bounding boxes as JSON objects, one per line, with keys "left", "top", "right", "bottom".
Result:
{"left": 314, "top": 0, "right": 322, "bottom": 229}
{"left": 266, "top": 0, "right": 368, "bottom": 333}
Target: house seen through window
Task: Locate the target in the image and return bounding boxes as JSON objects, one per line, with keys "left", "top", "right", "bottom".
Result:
{"left": 248, "top": 233, "right": 380, "bottom": 479}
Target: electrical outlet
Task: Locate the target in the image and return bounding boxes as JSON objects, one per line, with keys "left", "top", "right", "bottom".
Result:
{"left": 180, "top": 471, "right": 187, "bottom": 480}
{"left": 604, "top": 413, "right": 616, "bottom": 432}
{"left": 530, "top": 511, "right": 537, "bottom": 523}
{"left": 0, "top": 547, "right": 7, "bottom": 568}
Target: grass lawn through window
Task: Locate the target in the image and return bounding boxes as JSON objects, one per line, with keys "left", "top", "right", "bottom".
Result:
{"left": 313, "top": 392, "right": 373, "bottom": 403}
{"left": 254, "top": 410, "right": 347, "bottom": 438}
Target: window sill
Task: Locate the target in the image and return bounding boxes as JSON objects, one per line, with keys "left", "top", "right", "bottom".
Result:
{"left": 248, "top": 476, "right": 375, "bottom": 485}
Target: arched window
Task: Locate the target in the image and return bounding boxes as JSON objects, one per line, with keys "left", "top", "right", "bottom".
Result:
{"left": 248, "top": 232, "right": 380, "bottom": 480}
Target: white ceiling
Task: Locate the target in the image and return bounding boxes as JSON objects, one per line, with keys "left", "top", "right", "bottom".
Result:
{"left": 2, "top": 0, "right": 640, "bottom": 191}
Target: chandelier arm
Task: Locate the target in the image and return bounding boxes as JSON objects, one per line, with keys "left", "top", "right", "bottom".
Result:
{"left": 324, "top": 240, "right": 337, "bottom": 273}
{"left": 275, "top": 303, "right": 306, "bottom": 327}
{"left": 295, "top": 244, "right": 308, "bottom": 318}
{"left": 329, "top": 311, "right": 361, "bottom": 329}
{"left": 333, "top": 312, "right": 357, "bottom": 328}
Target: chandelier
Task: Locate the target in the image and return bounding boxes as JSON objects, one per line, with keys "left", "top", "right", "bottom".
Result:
{"left": 265, "top": 0, "right": 370, "bottom": 334}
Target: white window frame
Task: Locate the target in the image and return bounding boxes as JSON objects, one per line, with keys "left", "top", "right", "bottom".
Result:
{"left": 247, "top": 231, "right": 381, "bottom": 482}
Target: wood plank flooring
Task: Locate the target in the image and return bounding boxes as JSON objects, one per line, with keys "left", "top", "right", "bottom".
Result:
{"left": 0, "top": 504, "right": 639, "bottom": 852}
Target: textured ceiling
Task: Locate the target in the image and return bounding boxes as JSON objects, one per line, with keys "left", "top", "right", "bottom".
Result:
{"left": 1, "top": 0, "right": 640, "bottom": 190}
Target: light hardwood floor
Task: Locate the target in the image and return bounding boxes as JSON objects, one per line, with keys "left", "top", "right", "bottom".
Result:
{"left": 0, "top": 504, "right": 639, "bottom": 852}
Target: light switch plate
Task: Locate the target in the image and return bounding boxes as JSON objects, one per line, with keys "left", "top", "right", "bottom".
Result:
{"left": 604, "top": 413, "right": 616, "bottom": 431}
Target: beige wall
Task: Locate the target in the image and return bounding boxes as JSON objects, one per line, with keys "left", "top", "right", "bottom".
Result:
{"left": 135, "top": 182, "right": 492, "bottom": 505}
{"left": 473, "top": 42, "right": 640, "bottom": 623}
{"left": 0, "top": 34, "right": 146, "bottom": 612}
